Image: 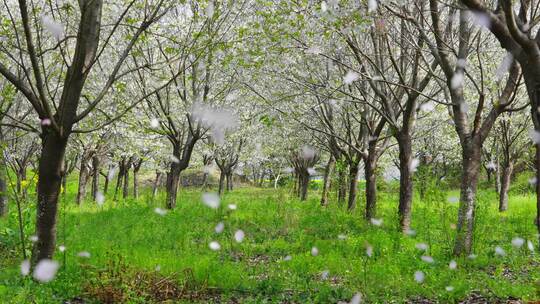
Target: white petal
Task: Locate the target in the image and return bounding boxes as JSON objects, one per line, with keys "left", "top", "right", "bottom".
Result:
{"left": 33, "top": 259, "right": 59, "bottom": 283}
{"left": 20, "top": 260, "right": 30, "bottom": 276}
{"left": 202, "top": 193, "right": 220, "bottom": 209}
{"left": 414, "top": 270, "right": 425, "bottom": 283}
{"left": 215, "top": 222, "right": 224, "bottom": 233}
{"left": 209, "top": 241, "right": 221, "bottom": 251}
{"left": 234, "top": 230, "right": 245, "bottom": 243}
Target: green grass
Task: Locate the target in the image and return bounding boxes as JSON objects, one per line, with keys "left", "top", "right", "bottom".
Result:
{"left": 1, "top": 181, "right": 540, "bottom": 303}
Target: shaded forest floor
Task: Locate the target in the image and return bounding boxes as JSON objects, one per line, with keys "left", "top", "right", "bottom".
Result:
{"left": 1, "top": 185, "right": 540, "bottom": 303}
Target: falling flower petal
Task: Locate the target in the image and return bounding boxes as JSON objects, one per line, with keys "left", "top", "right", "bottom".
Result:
{"left": 33, "top": 259, "right": 59, "bottom": 282}
{"left": 283, "top": 255, "right": 292, "bottom": 261}
{"left": 495, "top": 246, "right": 506, "bottom": 256}
{"left": 228, "top": 204, "right": 237, "bottom": 210}
{"left": 344, "top": 71, "right": 359, "bottom": 84}
{"left": 311, "top": 247, "right": 319, "bottom": 256}
{"left": 368, "top": 0, "right": 377, "bottom": 12}
{"left": 366, "top": 245, "right": 373, "bottom": 257}
{"left": 215, "top": 222, "right": 224, "bottom": 233}
{"left": 370, "top": 218, "right": 383, "bottom": 226}
{"left": 414, "top": 271, "right": 425, "bottom": 283}
{"left": 78, "top": 251, "right": 91, "bottom": 258}
{"left": 59, "top": 245, "right": 66, "bottom": 252}
{"left": 446, "top": 286, "right": 454, "bottom": 292}
{"left": 202, "top": 193, "right": 220, "bottom": 209}
{"left": 449, "top": 260, "right": 457, "bottom": 270}
{"left": 154, "top": 208, "right": 167, "bottom": 216}
{"left": 415, "top": 243, "right": 428, "bottom": 251}
{"left": 96, "top": 191, "right": 105, "bottom": 206}
{"left": 41, "top": 16, "right": 64, "bottom": 40}
{"left": 234, "top": 230, "right": 245, "bottom": 243}
{"left": 421, "top": 255, "right": 434, "bottom": 263}
{"left": 209, "top": 241, "right": 221, "bottom": 251}
{"left": 512, "top": 237, "right": 524, "bottom": 248}
{"left": 529, "top": 129, "right": 540, "bottom": 144}
{"left": 20, "top": 260, "right": 30, "bottom": 276}
{"left": 150, "top": 118, "right": 159, "bottom": 128}
{"left": 350, "top": 292, "right": 362, "bottom": 304}
{"left": 451, "top": 72, "right": 463, "bottom": 89}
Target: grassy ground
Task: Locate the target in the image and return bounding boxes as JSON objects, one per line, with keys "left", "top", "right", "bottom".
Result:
{"left": 1, "top": 182, "right": 539, "bottom": 303}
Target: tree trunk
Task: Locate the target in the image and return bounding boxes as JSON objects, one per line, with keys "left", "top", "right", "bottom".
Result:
{"left": 76, "top": 165, "right": 90, "bottom": 205}
{"left": 453, "top": 144, "right": 482, "bottom": 256}
{"left": 114, "top": 161, "right": 125, "bottom": 200}
{"left": 0, "top": 149, "right": 7, "bottom": 217}
{"left": 499, "top": 161, "right": 513, "bottom": 212}
{"left": 337, "top": 165, "right": 348, "bottom": 206}
{"left": 226, "top": 172, "right": 233, "bottom": 191}
{"left": 320, "top": 156, "right": 335, "bottom": 207}
{"left": 152, "top": 171, "right": 161, "bottom": 199}
{"left": 495, "top": 156, "right": 501, "bottom": 195}
{"left": 299, "top": 172, "right": 309, "bottom": 201}
{"left": 218, "top": 171, "right": 226, "bottom": 195}
{"left": 165, "top": 161, "right": 181, "bottom": 209}
{"left": 122, "top": 159, "right": 131, "bottom": 199}
{"left": 133, "top": 169, "right": 140, "bottom": 199}
{"left": 535, "top": 144, "right": 540, "bottom": 248}
{"left": 365, "top": 147, "right": 378, "bottom": 220}
{"left": 397, "top": 133, "right": 414, "bottom": 232}
{"left": 32, "top": 131, "right": 68, "bottom": 262}
{"left": 347, "top": 162, "right": 359, "bottom": 211}
{"left": 91, "top": 156, "right": 100, "bottom": 201}
{"left": 103, "top": 174, "right": 109, "bottom": 194}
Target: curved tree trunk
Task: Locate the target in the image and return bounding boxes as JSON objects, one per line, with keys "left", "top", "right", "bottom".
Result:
{"left": 32, "top": 131, "right": 68, "bottom": 262}
{"left": 498, "top": 161, "right": 513, "bottom": 212}
{"left": 320, "top": 156, "right": 335, "bottom": 207}
{"left": 365, "top": 149, "right": 378, "bottom": 220}
{"left": 453, "top": 144, "right": 482, "bottom": 256}
{"left": 76, "top": 165, "right": 90, "bottom": 205}
{"left": 397, "top": 133, "right": 414, "bottom": 232}
{"left": 347, "top": 162, "right": 359, "bottom": 211}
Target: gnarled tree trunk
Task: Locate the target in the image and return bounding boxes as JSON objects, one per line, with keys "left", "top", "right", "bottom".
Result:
{"left": 453, "top": 144, "right": 482, "bottom": 256}
{"left": 499, "top": 161, "right": 513, "bottom": 212}
{"left": 91, "top": 155, "right": 100, "bottom": 201}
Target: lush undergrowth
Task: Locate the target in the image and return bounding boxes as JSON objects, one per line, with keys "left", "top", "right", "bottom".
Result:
{"left": 1, "top": 182, "right": 540, "bottom": 303}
